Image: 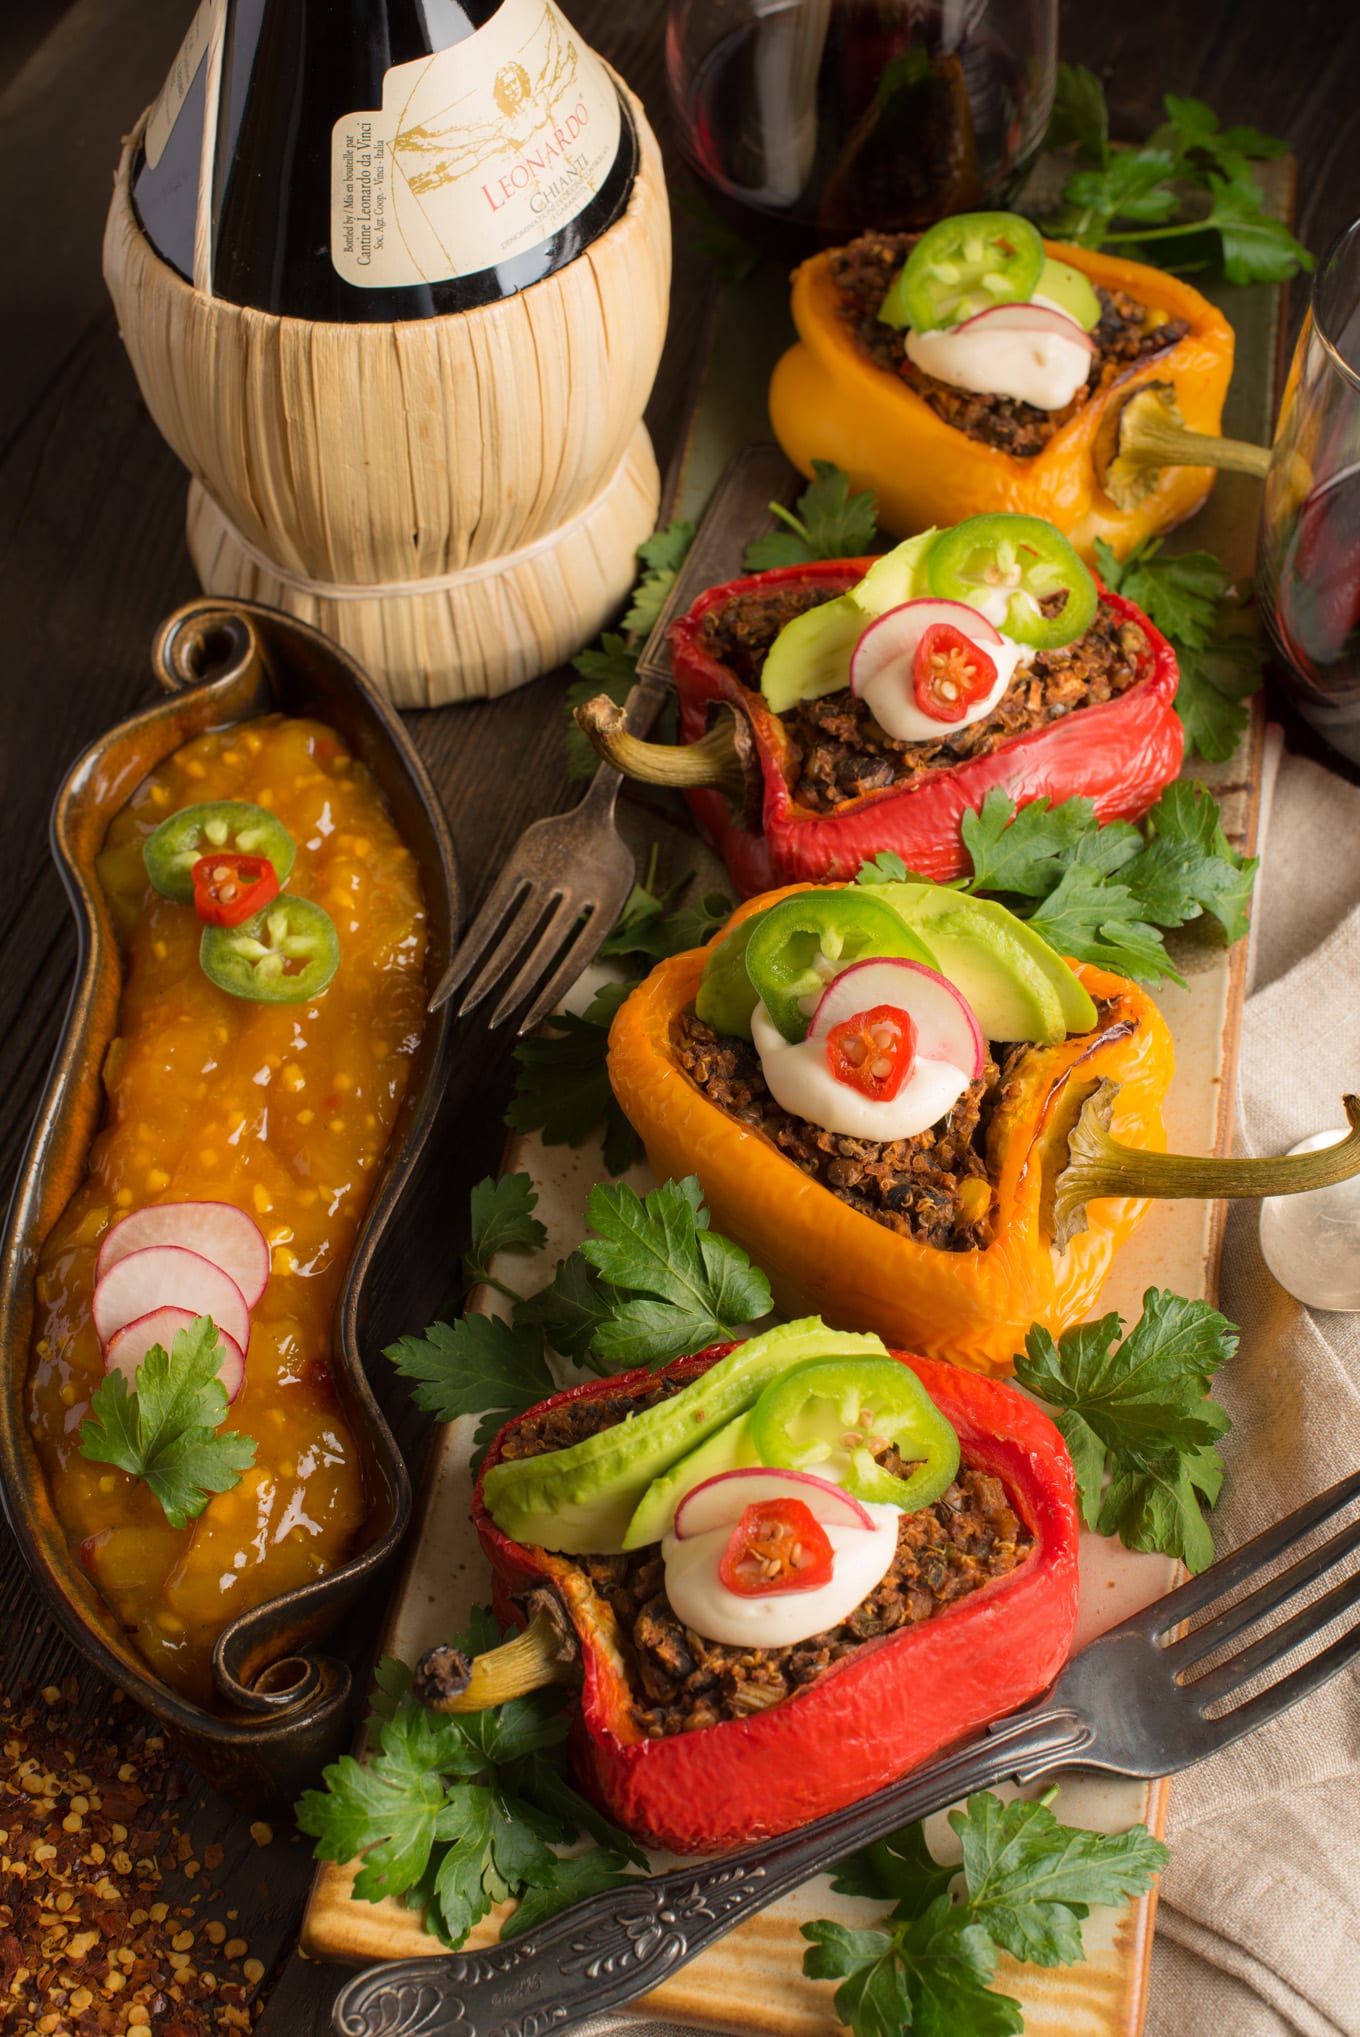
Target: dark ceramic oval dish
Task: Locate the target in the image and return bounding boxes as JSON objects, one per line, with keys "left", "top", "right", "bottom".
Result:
{"left": 0, "top": 598, "right": 459, "bottom": 1806}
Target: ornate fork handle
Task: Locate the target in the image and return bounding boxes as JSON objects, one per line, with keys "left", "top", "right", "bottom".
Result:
{"left": 331, "top": 1702, "right": 1091, "bottom": 2037}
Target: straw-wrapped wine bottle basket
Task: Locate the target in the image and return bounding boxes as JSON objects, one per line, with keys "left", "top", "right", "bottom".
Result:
{"left": 103, "top": 77, "right": 669, "bottom": 709}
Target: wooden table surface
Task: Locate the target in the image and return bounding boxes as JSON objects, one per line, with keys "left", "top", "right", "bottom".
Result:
{"left": 3, "top": 2, "right": 1359, "bottom": 2029}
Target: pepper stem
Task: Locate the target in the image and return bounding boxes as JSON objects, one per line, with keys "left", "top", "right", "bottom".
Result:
{"left": 573, "top": 694, "right": 753, "bottom": 804}
{"left": 1054, "top": 1084, "right": 1360, "bottom": 1252}
{"left": 1097, "top": 383, "right": 1270, "bottom": 511}
{"left": 413, "top": 1598, "right": 578, "bottom": 1715}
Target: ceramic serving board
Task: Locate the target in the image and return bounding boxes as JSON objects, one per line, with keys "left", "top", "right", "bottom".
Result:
{"left": 304, "top": 162, "right": 1289, "bottom": 2029}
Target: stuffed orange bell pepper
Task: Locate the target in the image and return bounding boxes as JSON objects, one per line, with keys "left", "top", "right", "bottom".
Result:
{"left": 606, "top": 882, "right": 1360, "bottom": 1376}
{"left": 768, "top": 212, "right": 1235, "bottom": 560}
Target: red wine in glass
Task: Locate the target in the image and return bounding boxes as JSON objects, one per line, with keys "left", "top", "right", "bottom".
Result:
{"left": 666, "top": 0, "right": 1054, "bottom": 246}
{"left": 1258, "top": 219, "right": 1360, "bottom": 765}
{"left": 1262, "top": 465, "right": 1360, "bottom": 759}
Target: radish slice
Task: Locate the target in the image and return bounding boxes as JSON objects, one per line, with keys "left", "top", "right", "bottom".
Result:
{"left": 103, "top": 1307, "right": 246, "bottom": 1402}
{"left": 850, "top": 598, "right": 1003, "bottom": 700}
{"left": 809, "top": 958, "right": 984, "bottom": 1079}
{"left": 96, "top": 1201, "right": 270, "bottom": 1308}
{"left": 92, "top": 1246, "right": 250, "bottom": 1354}
{"left": 673, "top": 1467, "right": 876, "bottom": 1541}
{"left": 953, "top": 300, "right": 1097, "bottom": 350}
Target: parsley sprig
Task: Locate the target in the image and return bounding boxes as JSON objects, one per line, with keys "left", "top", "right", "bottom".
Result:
{"left": 1095, "top": 536, "right": 1262, "bottom": 762}
{"left": 805, "top": 1787, "right": 1167, "bottom": 2037}
{"left": 504, "top": 855, "right": 730, "bottom": 1176}
{"left": 1041, "top": 69, "right": 1309, "bottom": 285}
{"left": 564, "top": 521, "right": 695, "bottom": 780}
{"left": 743, "top": 461, "right": 880, "bottom": 572}
{"left": 519, "top": 1175, "right": 771, "bottom": 1373}
{"left": 1014, "top": 1287, "right": 1238, "bottom": 1571}
{"left": 385, "top": 1173, "right": 772, "bottom": 1460}
{"left": 296, "top": 1619, "right": 645, "bottom": 1947}
{"left": 859, "top": 778, "right": 1258, "bottom": 988}
{"left": 506, "top": 980, "right": 641, "bottom": 1177}
{"left": 597, "top": 850, "right": 731, "bottom": 971}
{"left": 79, "top": 1314, "right": 257, "bottom": 1530}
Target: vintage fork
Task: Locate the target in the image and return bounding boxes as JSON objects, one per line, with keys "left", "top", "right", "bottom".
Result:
{"left": 332, "top": 1469, "right": 1360, "bottom": 2037}
{"left": 427, "top": 444, "right": 796, "bottom": 1034}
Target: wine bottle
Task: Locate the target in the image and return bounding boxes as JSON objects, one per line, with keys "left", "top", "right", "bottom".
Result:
{"left": 132, "top": 0, "right": 639, "bottom": 321}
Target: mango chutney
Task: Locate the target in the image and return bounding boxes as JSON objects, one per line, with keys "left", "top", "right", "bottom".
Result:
{"left": 26, "top": 715, "right": 427, "bottom": 1705}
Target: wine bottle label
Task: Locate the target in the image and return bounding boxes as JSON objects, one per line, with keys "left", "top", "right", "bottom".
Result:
{"left": 330, "top": 0, "right": 622, "bottom": 289}
{"left": 144, "top": 0, "right": 213, "bottom": 171}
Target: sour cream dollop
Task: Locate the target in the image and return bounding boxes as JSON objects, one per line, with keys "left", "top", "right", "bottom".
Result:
{"left": 859, "top": 631, "right": 1032, "bottom": 743}
{"left": 905, "top": 297, "right": 1093, "bottom": 411}
{"left": 661, "top": 1498, "right": 901, "bottom": 1647}
{"left": 751, "top": 1000, "right": 971, "bottom": 1140}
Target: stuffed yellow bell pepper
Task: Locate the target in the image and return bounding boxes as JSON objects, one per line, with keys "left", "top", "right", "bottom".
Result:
{"left": 607, "top": 883, "right": 1360, "bottom": 1376}
{"left": 769, "top": 215, "right": 1236, "bottom": 561}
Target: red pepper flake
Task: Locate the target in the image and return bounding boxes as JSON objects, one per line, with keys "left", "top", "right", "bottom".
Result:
{"left": 0, "top": 1688, "right": 266, "bottom": 2032}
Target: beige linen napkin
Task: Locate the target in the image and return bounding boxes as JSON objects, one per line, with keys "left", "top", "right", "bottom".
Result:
{"left": 578, "top": 742, "right": 1360, "bottom": 2037}
{"left": 1146, "top": 744, "right": 1360, "bottom": 2037}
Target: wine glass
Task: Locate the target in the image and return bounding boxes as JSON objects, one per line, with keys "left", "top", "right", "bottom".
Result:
{"left": 1257, "top": 216, "right": 1360, "bottom": 765}
{"left": 664, "top": 0, "right": 1058, "bottom": 246}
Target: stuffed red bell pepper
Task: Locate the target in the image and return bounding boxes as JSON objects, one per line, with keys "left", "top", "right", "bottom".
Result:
{"left": 576, "top": 512, "right": 1183, "bottom": 900}
{"left": 413, "top": 1323, "right": 1080, "bottom": 1856}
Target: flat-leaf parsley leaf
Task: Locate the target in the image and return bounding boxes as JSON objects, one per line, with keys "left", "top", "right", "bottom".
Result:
{"left": 296, "top": 1634, "right": 645, "bottom": 1949}
{"left": 1013, "top": 1287, "right": 1238, "bottom": 1569}
{"left": 743, "top": 461, "right": 879, "bottom": 571}
{"left": 79, "top": 1313, "right": 257, "bottom": 1530}
{"left": 805, "top": 1787, "right": 1167, "bottom": 2037}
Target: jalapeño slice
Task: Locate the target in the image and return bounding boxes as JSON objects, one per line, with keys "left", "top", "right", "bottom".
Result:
{"left": 200, "top": 894, "right": 340, "bottom": 1004}
{"left": 744, "top": 892, "right": 938, "bottom": 1045}
{"left": 751, "top": 1357, "right": 960, "bottom": 1513}
{"left": 927, "top": 513, "right": 1098, "bottom": 649}
{"left": 880, "top": 211, "right": 1045, "bottom": 333}
{"left": 144, "top": 801, "right": 296, "bottom": 905}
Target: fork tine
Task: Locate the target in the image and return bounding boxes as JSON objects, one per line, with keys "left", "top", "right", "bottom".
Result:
{"left": 457, "top": 889, "right": 559, "bottom": 1018}
{"left": 1185, "top": 1541, "right": 1360, "bottom": 1706}
{"left": 1169, "top": 1513, "right": 1360, "bottom": 1669}
{"left": 1139, "top": 1469, "right": 1360, "bottom": 1639}
{"left": 513, "top": 906, "right": 616, "bottom": 1036}
{"left": 1207, "top": 1604, "right": 1360, "bottom": 1742}
{"left": 484, "top": 892, "right": 582, "bottom": 1030}
{"left": 428, "top": 866, "right": 534, "bottom": 1011}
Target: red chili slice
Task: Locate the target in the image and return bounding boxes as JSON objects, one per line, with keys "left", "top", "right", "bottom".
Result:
{"left": 825, "top": 1003, "right": 918, "bottom": 1102}
{"left": 912, "top": 622, "right": 998, "bottom": 723}
{"left": 190, "top": 851, "right": 281, "bottom": 928}
{"left": 718, "top": 1498, "right": 835, "bottom": 1597}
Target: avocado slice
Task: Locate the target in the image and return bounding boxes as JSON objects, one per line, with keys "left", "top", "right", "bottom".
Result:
{"left": 760, "top": 596, "right": 864, "bottom": 713}
{"left": 850, "top": 528, "right": 940, "bottom": 617}
{"left": 871, "top": 882, "right": 1098, "bottom": 1039}
{"left": 620, "top": 1410, "right": 760, "bottom": 1550}
{"left": 694, "top": 910, "right": 768, "bottom": 1039}
{"left": 482, "top": 1319, "right": 888, "bottom": 1554}
{"left": 1036, "top": 256, "right": 1101, "bottom": 332}
{"left": 759, "top": 529, "right": 940, "bottom": 713}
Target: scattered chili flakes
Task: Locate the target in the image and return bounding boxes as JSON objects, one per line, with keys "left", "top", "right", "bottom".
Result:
{"left": 0, "top": 1687, "right": 265, "bottom": 2033}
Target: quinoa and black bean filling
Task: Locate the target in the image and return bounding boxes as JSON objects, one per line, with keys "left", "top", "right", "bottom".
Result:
{"left": 698, "top": 584, "right": 1151, "bottom": 815}
{"left": 500, "top": 1392, "right": 1033, "bottom": 1738}
{"left": 675, "top": 1010, "right": 1003, "bottom": 1251}
{"left": 830, "top": 229, "right": 1191, "bottom": 458}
